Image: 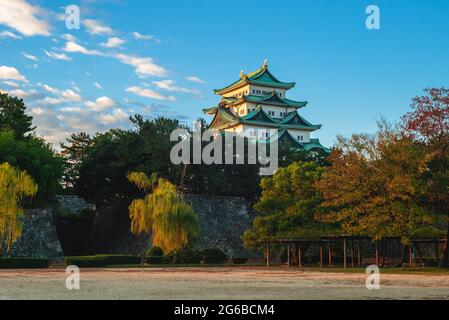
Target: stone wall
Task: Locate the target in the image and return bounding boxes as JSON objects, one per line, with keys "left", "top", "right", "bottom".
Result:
{"left": 89, "top": 195, "right": 258, "bottom": 258}
{"left": 9, "top": 208, "right": 64, "bottom": 259}
{"left": 185, "top": 195, "right": 256, "bottom": 258}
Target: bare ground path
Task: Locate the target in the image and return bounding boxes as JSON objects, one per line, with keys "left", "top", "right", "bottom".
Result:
{"left": 1, "top": 267, "right": 449, "bottom": 300}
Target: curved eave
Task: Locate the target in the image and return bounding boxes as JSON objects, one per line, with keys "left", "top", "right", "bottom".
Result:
{"left": 303, "top": 140, "right": 331, "bottom": 154}
{"left": 203, "top": 106, "right": 219, "bottom": 115}
{"left": 241, "top": 120, "right": 320, "bottom": 131}
{"left": 214, "top": 67, "right": 296, "bottom": 95}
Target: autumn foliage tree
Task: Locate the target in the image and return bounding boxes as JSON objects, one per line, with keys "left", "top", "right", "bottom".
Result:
{"left": 127, "top": 172, "right": 198, "bottom": 263}
{"left": 402, "top": 88, "right": 449, "bottom": 266}
{"left": 315, "top": 121, "right": 438, "bottom": 246}
{"left": 0, "top": 162, "right": 38, "bottom": 255}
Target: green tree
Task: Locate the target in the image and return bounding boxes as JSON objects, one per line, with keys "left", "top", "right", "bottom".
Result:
{"left": 0, "top": 162, "right": 38, "bottom": 255}
{"left": 0, "top": 131, "right": 63, "bottom": 205}
{"left": 0, "top": 92, "right": 34, "bottom": 139}
{"left": 127, "top": 172, "right": 198, "bottom": 263}
{"left": 243, "top": 161, "right": 328, "bottom": 249}
{"left": 60, "top": 132, "right": 93, "bottom": 189}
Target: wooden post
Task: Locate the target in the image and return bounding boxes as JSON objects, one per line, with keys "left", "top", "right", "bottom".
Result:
{"left": 287, "top": 243, "right": 291, "bottom": 268}
{"left": 328, "top": 241, "right": 332, "bottom": 267}
{"left": 357, "top": 239, "right": 361, "bottom": 268}
{"left": 343, "top": 238, "right": 347, "bottom": 270}
{"left": 319, "top": 242, "right": 323, "bottom": 268}
{"left": 351, "top": 239, "right": 355, "bottom": 269}
{"left": 375, "top": 240, "right": 379, "bottom": 266}
{"left": 298, "top": 241, "right": 302, "bottom": 268}
{"left": 435, "top": 241, "right": 439, "bottom": 264}
{"left": 266, "top": 242, "right": 270, "bottom": 268}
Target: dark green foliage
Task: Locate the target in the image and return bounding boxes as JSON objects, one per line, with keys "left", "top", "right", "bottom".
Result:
{"left": 75, "top": 117, "right": 184, "bottom": 206}
{"left": 60, "top": 132, "right": 93, "bottom": 189}
{"left": 0, "top": 93, "right": 34, "bottom": 139}
{"left": 0, "top": 258, "right": 49, "bottom": 269}
{"left": 200, "top": 248, "right": 228, "bottom": 264}
{"left": 146, "top": 256, "right": 163, "bottom": 264}
{"left": 147, "top": 246, "right": 163, "bottom": 257}
{"left": 65, "top": 255, "right": 140, "bottom": 267}
{"left": 0, "top": 131, "right": 64, "bottom": 206}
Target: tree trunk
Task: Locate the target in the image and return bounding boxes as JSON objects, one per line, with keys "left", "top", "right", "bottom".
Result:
{"left": 140, "top": 233, "right": 153, "bottom": 265}
{"left": 441, "top": 220, "right": 449, "bottom": 268}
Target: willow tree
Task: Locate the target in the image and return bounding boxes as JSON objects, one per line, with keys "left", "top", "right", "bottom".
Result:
{"left": 0, "top": 162, "right": 38, "bottom": 255}
{"left": 127, "top": 172, "right": 198, "bottom": 263}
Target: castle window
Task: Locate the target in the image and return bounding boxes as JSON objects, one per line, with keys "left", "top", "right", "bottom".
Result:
{"left": 256, "top": 90, "right": 261, "bottom": 94}
{"left": 252, "top": 89, "right": 255, "bottom": 94}
{"left": 297, "top": 135, "right": 304, "bottom": 141}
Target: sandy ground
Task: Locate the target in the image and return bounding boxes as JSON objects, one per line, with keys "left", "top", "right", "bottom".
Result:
{"left": 1, "top": 267, "right": 449, "bottom": 300}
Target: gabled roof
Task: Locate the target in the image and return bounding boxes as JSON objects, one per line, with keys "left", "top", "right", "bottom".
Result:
{"left": 279, "top": 111, "right": 322, "bottom": 129}
{"left": 203, "top": 92, "right": 307, "bottom": 114}
{"left": 214, "top": 64, "right": 295, "bottom": 95}
{"left": 208, "top": 106, "right": 239, "bottom": 129}
{"left": 302, "top": 138, "right": 332, "bottom": 153}
{"left": 244, "top": 92, "right": 307, "bottom": 108}
{"left": 240, "top": 106, "right": 278, "bottom": 124}
{"left": 207, "top": 106, "right": 321, "bottom": 132}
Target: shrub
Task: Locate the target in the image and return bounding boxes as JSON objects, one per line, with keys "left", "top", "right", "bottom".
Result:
{"left": 200, "top": 248, "right": 228, "bottom": 264}
{"left": 147, "top": 246, "right": 163, "bottom": 257}
{"left": 65, "top": 255, "right": 140, "bottom": 267}
{"left": 232, "top": 258, "right": 248, "bottom": 264}
{"left": 147, "top": 256, "right": 163, "bottom": 264}
{"left": 0, "top": 258, "right": 49, "bottom": 269}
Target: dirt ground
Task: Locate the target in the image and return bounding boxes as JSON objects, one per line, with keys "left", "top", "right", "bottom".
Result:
{"left": 1, "top": 267, "right": 449, "bottom": 300}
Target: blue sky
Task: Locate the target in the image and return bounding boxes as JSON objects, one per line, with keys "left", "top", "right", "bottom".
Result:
{"left": 0, "top": 0, "right": 448, "bottom": 146}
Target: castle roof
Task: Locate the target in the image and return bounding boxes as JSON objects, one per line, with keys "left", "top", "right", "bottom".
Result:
{"left": 213, "top": 64, "right": 295, "bottom": 95}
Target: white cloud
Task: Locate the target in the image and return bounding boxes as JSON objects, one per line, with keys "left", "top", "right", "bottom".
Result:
{"left": 132, "top": 32, "right": 153, "bottom": 41}
{"left": 186, "top": 76, "right": 206, "bottom": 84}
{"left": 61, "top": 33, "right": 77, "bottom": 42}
{"left": 31, "top": 107, "right": 44, "bottom": 115}
{"left": 60, "top": 106, "right": 83, "bottom": 113}
{"left": 1, "top": 88, "right": 38, "bottom": 99}
{"left": 23, "top": 52, "right": 38, "bottom": 61}
{"left": 84, "top": 19, "right": 113, "bottom": 36}
{"left": 85, "top": 96, "right": 116, "bottom": 111}
{"left": 125, "top": 86, "right": 176, "bottom": 101}
{"left": 94, "top": 82, "right": 102, "bottom": 89}
{"left": 44, "top": 50, "right": 71, "bottom": 61}
{"left": 2, "top": 80, "right": 20, "bottom": 88}
{"left": 41, "top": 84, "right": 59, "bottom": 94}
{"left": 61, "top": 89, "right": 82, "bottom": 102}
{"left": 42, "top": 97, "right": 62, "bottom": 105}
{"left": 97, "top": 108, "right": 128, "bottom": 125}
{"left": 114, "top": 53, "right": 167, "bottom": 77}
{"left": 64, "top": 41, "right": 103, "bottom": 56}
{"left": 101, "top": 37, "right": 125, "bottom": 48}
{"left": 0, "top": 66, "right": 28, "bottom": 82}
{"left": 153, "top": 79, "right": 200, "bottom": 94}
{"left": 0, "top": 30, "right": 22, "bottom": 40}
{"left": 0, "top": 0, "right": 50, "bottom": 36}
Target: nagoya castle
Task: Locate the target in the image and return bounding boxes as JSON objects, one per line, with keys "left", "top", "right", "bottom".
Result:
{"left": 203, "top": 60, "right": 329, "bottom": 153}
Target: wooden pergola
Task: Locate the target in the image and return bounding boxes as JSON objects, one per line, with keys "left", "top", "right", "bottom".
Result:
{"left": 259, "top": 236, "right": 447, "bottom": 269}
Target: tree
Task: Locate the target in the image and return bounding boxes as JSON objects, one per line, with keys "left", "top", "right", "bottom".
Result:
{"left": 76, "top": 116, "right": 185, "bottom": 205}
{"left": 60, "top": 132, "right": 93, "bottom": 189}
{"left": 315, "top": 122, "right": 438, "bottom": 246}
{"left": 0, "top": 131, "right": 64, "bottom": 205}
{"left": 0, "top": 162, "right": 38, "bottom": 255}
{"left": 243, "top": 161, "right": 329, "bottom": 249}
{"left": 402, "top": 88, "right": 449, "bottom": 266}
{"left": 0, "top": 92, "right": 35, "bottom": 139}
{"left": 127, "top": 172, "right": 198, "bottom": 263}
